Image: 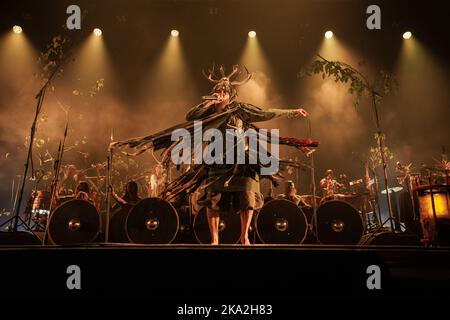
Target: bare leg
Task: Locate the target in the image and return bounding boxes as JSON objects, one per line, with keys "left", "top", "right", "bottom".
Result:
{"left": 240, "top": 209, "right": 254, "bottom": 245}
{"left": 206, "top": 208, "right": 220, "bottom": 245}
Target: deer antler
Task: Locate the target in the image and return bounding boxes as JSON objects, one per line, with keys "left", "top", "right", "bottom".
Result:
{"left": 231, "top": 65, "right": 251, "bottom": 86}
{"left": 202, "top": 63, "right": 220, "bottom": 83}
{"left": 227, "top": 64, "right": 239, "bottom": 79}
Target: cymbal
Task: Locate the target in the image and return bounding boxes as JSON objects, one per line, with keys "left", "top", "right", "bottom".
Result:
{"left": 380, "top": 186, "right": 403, "bottom": 194}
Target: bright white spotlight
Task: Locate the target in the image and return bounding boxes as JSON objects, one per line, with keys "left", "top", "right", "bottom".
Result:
{"left": 171, "top": 29, "right": 179, "bottom": 37}
{"left": 403, "top": 31, "right": 412, "bottom": 40}
{"left": 12, "top": 25, "right": 22, "bottom": 34}
{"left": 248, "top": 31, "right": 256, "bottom": 38}
{"left": 325, "top": 30, "right": 333, "bottom": 39}
{"left": 93, "top": 28, "right": 102, "bottom": 37}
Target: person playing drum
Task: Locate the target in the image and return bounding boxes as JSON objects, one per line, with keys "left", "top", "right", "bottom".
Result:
{"left": 320, "top": 169, "right": 343, "bottom": 199}
{"left": 277, "top": 180, "right": 304, "bottom": 206}
{"left": 111, "top": 180, "right": 142, "bottom": 208}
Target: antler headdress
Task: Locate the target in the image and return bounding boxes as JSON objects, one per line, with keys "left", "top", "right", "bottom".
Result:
{"left": 202, "top": 64, "right": 252, "bottom": 99}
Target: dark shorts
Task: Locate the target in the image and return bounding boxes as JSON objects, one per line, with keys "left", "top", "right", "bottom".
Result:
{"left": 207, "top": 191, "right": 264, "bottom": 212}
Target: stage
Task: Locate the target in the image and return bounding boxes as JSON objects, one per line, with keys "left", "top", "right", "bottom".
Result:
{"left": 1, "top": 239, "right": 450, "bottom": 302}
{"left": 1, "top": 0, "right": 450, "bottom": 307}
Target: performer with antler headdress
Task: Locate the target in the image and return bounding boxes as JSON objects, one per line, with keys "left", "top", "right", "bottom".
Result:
{"left": 110, "top": 64, "right": 319, "bottom": 245}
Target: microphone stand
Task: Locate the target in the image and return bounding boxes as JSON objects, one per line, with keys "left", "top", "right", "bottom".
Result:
{"left": 0, "top": 84, "right": 48, "bottom": 234}
{"left": 104, "top": 148, "right": 113, "bottom": 243}
{"left": 307, "top": 118, "right": 319, "bottom": 243}
{"left": 42, "top": 118, "right": 69, "bottom": 245}
{"left": 0, "top": 31, "right": 83, "bottom": 236}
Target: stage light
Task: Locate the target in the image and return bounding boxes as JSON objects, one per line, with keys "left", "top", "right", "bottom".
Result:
{"left": 93, "top": 28, "right": 102, "bottom": 37}
{"left": 325, "top": 31, "right": 333, "bottom": 39}
{"left": 12, "top": 25, "right": 22, "bottom": 34}
{"left": 403, "top": 31, "right": 412, "bottom": 40}
{"left": 171, "top": 30, "right": 179, "bottom": 37}
{"left": 248, "top": 31, "right": 256, "bottom": 38}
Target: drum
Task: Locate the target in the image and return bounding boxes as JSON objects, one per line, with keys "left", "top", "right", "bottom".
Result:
{"left": 256, "top": 199, "right": 308, "bottom": 244}
{"left": 193, "top": 207, "right": 241, "bottom": 244}
{"left": 315, "top": 200, "right": 364, "bottom": 245}
{"left": 126, "top": 197, "right": 179, "bottom": 244}
{"left": 415, "top": 185, "right": 450, "bottom": 220}
{"left": 47, "top": 199, "right": 101, "bottom": 245}
{"left": 414, "top": 184, "right": 450, "bottom": 243}
{"left": 28, "top": 191, "right": 51, "bottom": 227}
{"left": 334, "top": 193, "right": 366, "bottom": 212}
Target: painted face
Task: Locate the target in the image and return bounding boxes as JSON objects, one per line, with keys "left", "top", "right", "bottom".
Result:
{"left": 217, "top": 90, "right": 229, "bottom": 101}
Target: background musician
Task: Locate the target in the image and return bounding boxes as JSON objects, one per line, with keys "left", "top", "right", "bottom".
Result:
{"left": 320, "top": 169, "right": 343, "bottom": 200}
{"left": 111, "top": 180, "right": 141, "bottom": 208}
{"left": 277, "top": 180, "right": 303, "bottom": 206}
{"left": 148, "top": 164, "right": 167, "bottom": 198}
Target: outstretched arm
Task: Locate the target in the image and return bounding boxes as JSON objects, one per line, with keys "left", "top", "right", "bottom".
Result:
{"left": 239, "top": 103, "right": 308, "bottom": 123}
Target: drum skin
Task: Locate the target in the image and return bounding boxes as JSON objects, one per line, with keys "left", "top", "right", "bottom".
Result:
{"left": 193, "top": 207, "right": 241, "bottom": 244}
{"left": 126, "top": 197, "right": 179, "bottom": 244}
{"left": 47, "top": 199, "right": 100, "bottom": 245}
{"left": 256, "top": 199, "right": 308, "bottom": 244}
{"left": 315, "top": 200, "right": 364, "bottom": 245}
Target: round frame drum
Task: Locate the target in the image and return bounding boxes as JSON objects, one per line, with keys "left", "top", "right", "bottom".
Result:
{"left": 47, "top": 199, "right": 101, "bottom": 245}
{"left": 315, "top": 200, "right": 364, "bottom": 245}
{"left": 256, "top": 199, "right": 308, "bottom": 244}
{"left": 126, "top": 197, "right": 179, "bottom": 244}
{"left": 193, "top": 207, "right": 241, "bottom": 244}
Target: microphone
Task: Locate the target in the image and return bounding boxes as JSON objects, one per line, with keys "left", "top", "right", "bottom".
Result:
{"left": 202, "top": 95, "right": 218, "bottom": 100}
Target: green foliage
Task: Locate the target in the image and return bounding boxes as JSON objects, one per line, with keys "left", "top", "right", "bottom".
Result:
{"left": 36, "top": 35, "right": 69, "bottom": 83}
{"left": 299, "top": 55, "right": 397, "bottom": 107}
{"left": 369, "top": 133, "right": 394, "bottom": 168}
